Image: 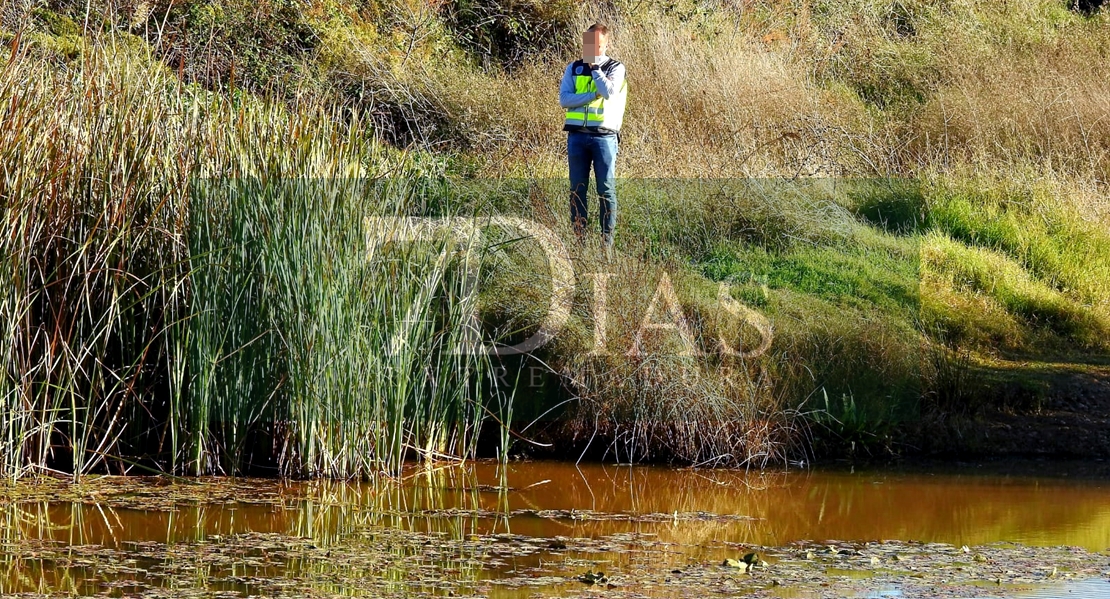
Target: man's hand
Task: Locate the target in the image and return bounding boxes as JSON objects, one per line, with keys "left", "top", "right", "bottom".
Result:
{"left": 590, "top": 64, "right": 606, "bottom": 101}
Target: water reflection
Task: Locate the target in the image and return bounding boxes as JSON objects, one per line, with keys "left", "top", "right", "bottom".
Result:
{"left": 401, "top": 461, "right": 1110, "bottom": 552}
{"left": 1, "top": 461, "right": 1109, "bottom": 596}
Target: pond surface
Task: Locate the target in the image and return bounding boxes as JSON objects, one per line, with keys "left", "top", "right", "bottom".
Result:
{"left": 2, "top": 460, "right": 1110, "bottom": 598}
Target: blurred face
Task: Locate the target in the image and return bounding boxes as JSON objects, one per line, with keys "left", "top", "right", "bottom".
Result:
{"left": 582, "top": 30, "right": 608, "bottom": 63}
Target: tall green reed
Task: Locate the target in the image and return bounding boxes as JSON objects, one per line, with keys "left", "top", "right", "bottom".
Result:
{"left": 0, "top": 42, "right": 192, "bottom": 481}
{"left": 189, "top": 177, "right": 493, "bottom": 477}
{"left": 0, "top": 41, "right": 499, "bottom": 479}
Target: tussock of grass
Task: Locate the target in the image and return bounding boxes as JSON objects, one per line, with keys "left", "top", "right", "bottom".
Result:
{"left": 545, "top": 252, "right": 797, "bottom": 467}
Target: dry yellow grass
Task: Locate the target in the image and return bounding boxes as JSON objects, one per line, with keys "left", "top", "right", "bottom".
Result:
{"left": 439, "top": 1, "right": 1110, "bottom": 202}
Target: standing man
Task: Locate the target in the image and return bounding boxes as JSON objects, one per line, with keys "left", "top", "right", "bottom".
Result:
{"left": 560, "top": 23, "right": 628, "bottom": 249}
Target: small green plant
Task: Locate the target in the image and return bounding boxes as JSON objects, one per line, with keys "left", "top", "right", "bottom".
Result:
{"left": 810, "top": 389, "right": 897, "bottom": 458}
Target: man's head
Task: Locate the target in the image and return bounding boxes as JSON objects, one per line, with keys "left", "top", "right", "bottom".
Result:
{"left": 582, "top": 23, "right": 609, "bottom": 63}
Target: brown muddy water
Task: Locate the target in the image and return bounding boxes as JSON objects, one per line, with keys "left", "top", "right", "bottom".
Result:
{"left": 2, "top": 461, "right": 1110, "bottom": 598}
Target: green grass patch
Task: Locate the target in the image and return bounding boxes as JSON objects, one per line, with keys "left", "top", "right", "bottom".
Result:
{"left": 925, "top": 181, "right": 1110, "bottom": 306}
{"left": 923, "top": 233, "right": 1110, "bottom": 352}
{"left": 700, "top": 240, "right": 920, "bottom": 321}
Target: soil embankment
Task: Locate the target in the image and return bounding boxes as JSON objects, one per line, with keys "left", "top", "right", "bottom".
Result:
{"left": 910, "top": 363, "right": 1110, "bottom": 460}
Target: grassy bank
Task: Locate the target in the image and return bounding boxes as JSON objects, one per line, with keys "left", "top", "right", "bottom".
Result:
{"left": 2, "top": 0, "right": 1109, "bottom": 475}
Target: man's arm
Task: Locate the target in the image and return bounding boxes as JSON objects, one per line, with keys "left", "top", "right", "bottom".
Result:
{"left": 559, "top": 63, "right": 599, "bottom": 108}
{"left": 591, "top": 62, "right": 625, "bottom": 100}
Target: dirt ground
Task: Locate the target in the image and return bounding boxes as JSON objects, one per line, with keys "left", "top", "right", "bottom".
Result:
{"left": 907, "top": 362, "right": 1110, "bottom": 460}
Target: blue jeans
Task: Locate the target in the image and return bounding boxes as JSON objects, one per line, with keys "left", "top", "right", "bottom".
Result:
{"left": 568, "top": 131, "right": 618, "bottom": 246}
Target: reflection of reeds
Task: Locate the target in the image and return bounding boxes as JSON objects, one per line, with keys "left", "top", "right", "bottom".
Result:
{"left": 3, "top": 467, "right": 1110, "bottom": 594}
{"left": 0, "top": 45, "right": 494, "bottom": 479}
{"left": 0, "top": 469, "right": 495, "bottom": 595}
{"left": 266, "top": 469, "right": 492, "bottom": 596}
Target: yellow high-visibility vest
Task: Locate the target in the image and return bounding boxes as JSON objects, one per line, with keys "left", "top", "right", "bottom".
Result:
{"left": 564, "top": 60, "right": 627, "bottom": 134}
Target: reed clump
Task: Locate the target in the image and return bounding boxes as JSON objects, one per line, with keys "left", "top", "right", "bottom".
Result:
{"left": 0, "top": 43, "right": 498, "bottom": 480}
